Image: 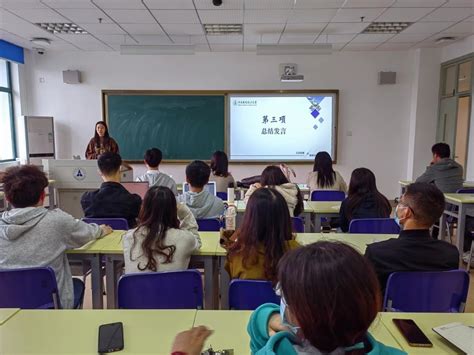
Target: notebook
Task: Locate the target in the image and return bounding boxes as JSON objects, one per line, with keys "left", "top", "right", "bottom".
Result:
{"left": 432, "top": 322, "right": 474, "bottom": 354}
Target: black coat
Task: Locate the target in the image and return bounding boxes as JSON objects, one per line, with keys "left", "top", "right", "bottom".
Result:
{"left": 365, "top": 229, "right": 459, "bottom": 292}
{"left": 81, "top": 182, "right": 142, "bottom": 228}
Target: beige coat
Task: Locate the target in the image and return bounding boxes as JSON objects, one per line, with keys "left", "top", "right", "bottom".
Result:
{"left": 244, "top": 183, "right": 300, "bottom": 217}
{"left": 306, "top": 171, "right": 347, "bottom": 194}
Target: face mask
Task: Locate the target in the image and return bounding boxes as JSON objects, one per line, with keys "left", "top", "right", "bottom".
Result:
{"left": 280, "top": 297, "right": 300, "bottom": 335}
{"left": 394, "top": 204, "right": 408, "bottom": 229}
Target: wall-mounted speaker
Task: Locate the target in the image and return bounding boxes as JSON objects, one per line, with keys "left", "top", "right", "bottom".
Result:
{"left": 62, "top": 70, "right": 81, "bottom": 84}
{"left": 378, "top": 71, "right": 396, "bottom": 85}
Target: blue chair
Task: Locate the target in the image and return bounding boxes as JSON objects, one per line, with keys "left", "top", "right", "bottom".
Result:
{"left": 82, "top": 217, "right": 129, "bottom": 230}
{"left": 197, "top": 218, "right": 222, "bottom": 231}
{"left": 0, "top": 267, "right": 61, "bottom": 309}
{"left": 117, "top": 270, "right": 203, "bottom": 309}
{"left": 292, "top": 217, "right": 305, "bottom": 233}
{"left": 457, "top": 188, "right": 474, "bottom": 194}
{"left": 383, "top": 270, "right": 469, "bottom": 312}
{"left": 348, "top": 218, "right": 400, "bottom": 234}
{"left": 229, "top": 280, "right": 280, "bottom": 310}
{"left": 217, "top": 192, "right": 228, "bottom": 201}
{"left": 310, "top": 190, "right": 345, "bottom": 201}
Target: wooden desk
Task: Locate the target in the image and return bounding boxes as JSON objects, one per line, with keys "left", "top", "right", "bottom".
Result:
{"left": 68, "top": 231, "right": 221, "bottom": 310}
{"left": 439, "top": 193, "right": 474, "bottom": 252}
{"left": 305, "top": 201, "right": 342, "bottom": 232}
{"left": 0, "top": 309, "right": 19, "bottom": 326}
{"left": 0, "top": 309, "right": 196, "bottom": 354}
{"left": 193, "top": 311, "right": 403, "bottom": 354}
{"left": 381, "top": 312, "right": 474, "bottom": 354}
{"left": 295, "top": 233, "right": 395, "bottom": 254}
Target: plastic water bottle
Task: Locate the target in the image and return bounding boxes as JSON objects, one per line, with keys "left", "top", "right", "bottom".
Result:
{"left": 225, "top": 187, "right": 236, "bottom": 230}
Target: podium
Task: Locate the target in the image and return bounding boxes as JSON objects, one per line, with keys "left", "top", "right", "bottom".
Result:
{"left": 42, "top": 159, "right": 133, "bottom": 218}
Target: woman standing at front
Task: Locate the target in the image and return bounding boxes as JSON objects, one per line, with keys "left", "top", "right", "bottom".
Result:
{"left": 85, "top": 121, "right": 119, "bottom": 159}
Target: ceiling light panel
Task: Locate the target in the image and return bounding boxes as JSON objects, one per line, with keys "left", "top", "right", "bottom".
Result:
{"left": 36, "top": 23, "right": 88, "bottom": 34}
{"left": 204, "top": 24, "right": 243, "bottom": 35}
{"left": 363, "top": 22, "right": 412, "bottom": 34}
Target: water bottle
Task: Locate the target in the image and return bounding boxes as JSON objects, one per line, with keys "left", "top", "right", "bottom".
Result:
{"left": 225, "top": 187, "right": 236, "bottom": 230}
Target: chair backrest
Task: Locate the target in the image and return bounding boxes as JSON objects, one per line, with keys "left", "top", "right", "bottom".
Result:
{"left": 229, "top": 280, "right": 280, "bottom": 310}
{"left": 0, "top": 267, "right": 60, "bottom": 309}
{"left": 291, "top": 217, "right": 305, "bottom": 233}
{"left": 197, "top": 218, "right": 222, "bottom": 231}
{"left": 457, "top": 188, "right": 474, "bottom": 194}
{"left": 82, "top": 217, "right": 129, "bottom": 230}
{"left": 216, "top": 192, "right": 228, "bottom": 201}
{"left": 310, "top": 190, "right": 345, "bottom": 201}
{"left": 117, "top": 270, "right": 203, "bottom": 309}
{"left": 349, "top": 218, "right": 400, "bottom": 234}
{"left": 383, "top": 270, "right": 469, "bottom": 312}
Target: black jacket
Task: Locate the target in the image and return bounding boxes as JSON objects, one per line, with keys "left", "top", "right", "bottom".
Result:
{"left": 339, "top": 193, "right": 390, "bottom": 232}
{"left": 365, "top": 229, "right": 459, "bottom": 291}
{"left": 81, "top": 182, "right": 142, "bottom": 228}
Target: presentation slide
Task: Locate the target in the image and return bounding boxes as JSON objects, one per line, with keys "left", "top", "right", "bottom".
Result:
{"left": 228, "top": 94, "right": 337, "bottom": 162}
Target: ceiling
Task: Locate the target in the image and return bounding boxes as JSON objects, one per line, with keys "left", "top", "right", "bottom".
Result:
{"left": 0, "top": 0, "right": 472, "bottom": 52}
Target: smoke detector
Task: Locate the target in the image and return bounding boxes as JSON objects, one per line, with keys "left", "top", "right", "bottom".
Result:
{"left": 31, "top": 37, "right": 51, "bottom": 46}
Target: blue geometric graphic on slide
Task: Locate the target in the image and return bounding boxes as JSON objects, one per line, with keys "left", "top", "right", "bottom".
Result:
{"left": 307, "top": 96, "right": 326, "bottom": 130}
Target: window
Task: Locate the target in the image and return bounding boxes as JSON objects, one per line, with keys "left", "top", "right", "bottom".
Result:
{"left": 0, "top": 59, "right": 16, "bottom": 161}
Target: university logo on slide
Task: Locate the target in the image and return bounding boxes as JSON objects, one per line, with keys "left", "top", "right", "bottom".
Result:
{"left": 233, "top": 99, "right": 257, "bottom": 106}
{"left": 73, "top": 168, "right": 86, "bottom": 181}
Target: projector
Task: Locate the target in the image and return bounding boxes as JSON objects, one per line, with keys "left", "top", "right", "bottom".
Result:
{"left": 281, "top": 74, "right": 304, "bottom": 82}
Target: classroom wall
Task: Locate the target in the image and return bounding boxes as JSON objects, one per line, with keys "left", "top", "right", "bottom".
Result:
{"left": 19, "top": 49, "right": 418, "bottom": 197}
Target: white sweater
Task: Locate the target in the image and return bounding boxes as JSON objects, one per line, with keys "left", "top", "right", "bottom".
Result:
{"left": 244, "top": 183, "right": 300, "bottom": 217}
{"left": 122, "top": 204, "right": 201, "bottom": 274}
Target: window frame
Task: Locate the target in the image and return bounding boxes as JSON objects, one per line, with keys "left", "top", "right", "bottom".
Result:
{"left": 0, "top": 60, "right": 17, "bottom": 162}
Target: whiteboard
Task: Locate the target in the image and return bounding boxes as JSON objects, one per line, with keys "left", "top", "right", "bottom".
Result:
{"left": 25, "top": 116, "right": 55, "bottom": 156}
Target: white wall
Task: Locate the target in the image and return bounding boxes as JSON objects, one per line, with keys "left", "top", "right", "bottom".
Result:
{"left": 20, "top": 49, "right": 417, "bottom": 197}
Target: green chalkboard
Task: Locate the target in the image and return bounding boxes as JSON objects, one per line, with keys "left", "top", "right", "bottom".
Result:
{"left": 105, "top": 93, "right": 225, "bottom": 161}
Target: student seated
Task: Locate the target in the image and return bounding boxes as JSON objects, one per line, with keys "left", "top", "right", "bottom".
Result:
{"left": 210, "top": 150, "right": 235, "bottom": 194}
{"left": 306, "top": 151, "right": 347, "bottom": 193}
{"left": 248, "top": 242, "right": 405, "bottom": 355}
{"left": 365, "top": 182, "right": 459, "bottom": 291}
{"left": 177, "top": 160, "right": 225, "bottom": 219}
{"left": 244, "top": 165, "right": 303, "bottom": 217}
{"left": 0, "top": 165, "right": 112, "bottom": 309}
{"left": 226, "top": 188, "right": 300, "bottom": 282}
{"left": 123, "top": 186, "right": 201, "bottom": 273}
{"left": 81, "top": 152, "right": 142, "bottom": 228}
{"left": 136, "top": 147, "right": 178, "bottom": 195}
{"left": 339, "top": 168, "right": 391, "bottom": 232}
{"left": 415, "top": 143, "right": 463, "bottom": 193}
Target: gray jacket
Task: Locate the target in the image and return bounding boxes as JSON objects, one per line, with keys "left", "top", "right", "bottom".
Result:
{"left": 415, "top": 158, "right": 464, "bottom": 193}
{"left": 136, "top": 170, "right": 178, "bottom": 195}
{"left": 177, "top": 190, "right": 225, "bottom": 219}
{"left": 0, "top": 207, "right": 101, "bottom": 308}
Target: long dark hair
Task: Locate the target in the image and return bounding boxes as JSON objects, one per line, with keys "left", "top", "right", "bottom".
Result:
{"left": 131, "top": 186, "right": 180, "bottom": 271}
{"left": 279, "top": 242, "right": 382, "bottom": 354}
{"left": 313, "top": 151, "right": 335, "bottom": 188}
{"left": 229, "top": 188, "right": 293, "bottom": 282}
{"left": 260, "top": 165, "right": 304, "bottom": 217}
{"left": 93, "top": 121, "right": 110, "bottom": 147}
{"left": 260, "top": 165, "right": 289, "bottom": 186}
{"left": 346, "top": 168, "right": 391, "bottom": 219}
{"left": 210, "top": 151, "right": 229, "bottom": 177}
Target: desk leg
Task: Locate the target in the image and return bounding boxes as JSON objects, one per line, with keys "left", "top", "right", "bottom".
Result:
{"left": 91, "top": 253, "right": 103, "bottom": 309}
{"left": 105, "top": 256, "right": 116, "bottom": 309}
{"left": 203, "top": 256, "right": 217, "bottom": 309}
{"left": 303, "top": 212, "right": 311, "bottom": 233}
{"left": 456, "top": 205, "right": 466, "bottom": 253}
{"left": 219, "top": 256, "right": 230, "bottom": 309}
{"left": 313, "top": 213, "right": 322, "bottom": 233}
{"left": 439, "top": 210, "right": 448, "bottom": 242}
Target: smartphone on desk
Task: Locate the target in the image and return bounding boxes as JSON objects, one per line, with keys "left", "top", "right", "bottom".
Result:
{"left": 393, "top": 318, "right": 433, "bottom": 348}
{"left": 98, "top": 322, "right": 124, "bottom": 353}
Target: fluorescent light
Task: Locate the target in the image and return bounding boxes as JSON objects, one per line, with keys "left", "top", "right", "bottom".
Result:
{"left": 257, "top": 44, "right": 332, "bottom": 55}
{"left": 204, "top": 24, "right": 243, "bottom": 35}
{"left": 36, "top": 23, "right": 87, "bottom": 35}
{"left": 363, "top": 22, "right": 412, "bottom": 34}
{"left": 120, "top": 45, "right": 195, "bottom": 55}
